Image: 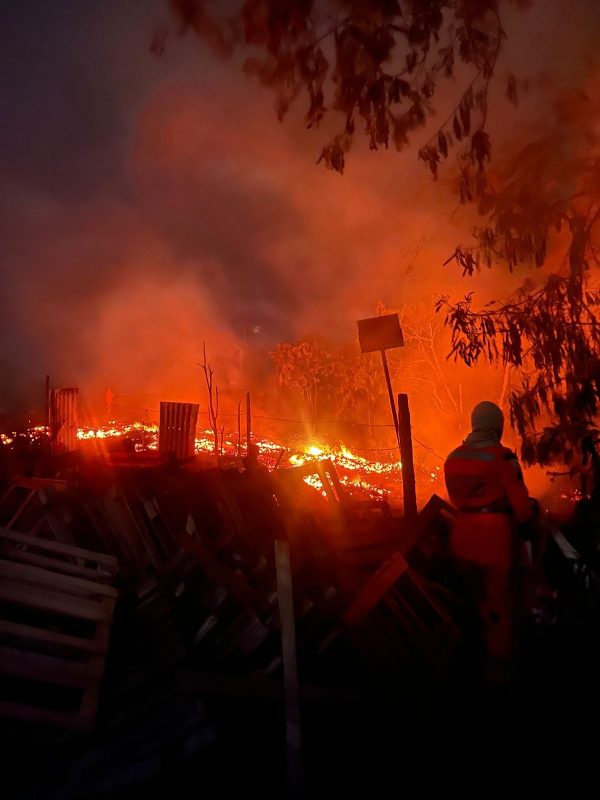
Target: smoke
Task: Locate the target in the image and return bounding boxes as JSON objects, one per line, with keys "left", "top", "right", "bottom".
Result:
{"left": 0, "top": 0, "right": 598, "bottom": 429}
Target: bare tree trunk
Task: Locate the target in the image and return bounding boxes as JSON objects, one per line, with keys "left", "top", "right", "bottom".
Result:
{"left": 199, "top": 342, "right": 220, "bottom": 456}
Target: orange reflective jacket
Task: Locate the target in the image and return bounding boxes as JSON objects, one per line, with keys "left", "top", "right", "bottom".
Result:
{"left": 444, "top": 443, "right": 532, "bottom": 523}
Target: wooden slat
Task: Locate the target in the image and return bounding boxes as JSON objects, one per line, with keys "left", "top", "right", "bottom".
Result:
{"left": 114, "top": 490, "right": 163, "bottom": 570}
{"left": 175, "top": 531, "right": 271, "bottom": 618}
{"left": 275, "top": 540, "right": 302, "bottom": 796}
{"left": 0, "top": 580, "right": 115, "bottom": 622}
{"left": 6, "top": 489, "right": 36, "bottom": 528}
{"left": 0, "top": 527, "right": 118, "bottom": 570}
{"left": 10, "top": 477, "right": 69, "bottom": 492}
{"left": 78, "top": 664, "right": 102, "bottom": 720}
{"left": 0, "top": 645, "right": 104, "bottom": 687}
{"left": 0, "top": 559, "right": 118, "bottom": 599}
{"left": 100, "top": 496, "right": 147, "bottom": 575}
{"left": 0, "top": 620, "right": 110, "bottom": 655}
{"left": 344, "top": 550, "right": 410, "bottom": 627}
{"left": 44, "top": 510, "right": 78, "bottom": 547}
{"left": 0, "top": 545, "right": 114, "bottom": 583}
{"left": 0, "top": 701, "right": 95, "bottom": 731}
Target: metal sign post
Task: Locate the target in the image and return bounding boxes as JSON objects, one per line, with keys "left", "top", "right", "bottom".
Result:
{"left": 357, "top": 313, "right": 404, "bottom": 445}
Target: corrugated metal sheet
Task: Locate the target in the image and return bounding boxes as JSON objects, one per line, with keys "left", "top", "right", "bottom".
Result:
{"left": 158, "top": 402, "right": 199, "bottom": 461}
{"left": 49, "top": 388, "right": 79, "bottom": 455}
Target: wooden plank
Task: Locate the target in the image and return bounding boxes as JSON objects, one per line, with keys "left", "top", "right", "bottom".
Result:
{"left": 115, "top": 490, "right": 163, "bottom": 570}
{"left": 404, "top": 494, "right": 455, "bottom": 555}
{"left": 0, "top": 545, "right": 114, "bottom": 583}
{"left": 0, "top": 580, "right": 115, "bottom": 622}
{"left": 0, "top": 701, "right": 95, "bottom": 731}
{"left": 316, "top": 462, "right": 339, "bottom": 505}
{"left": 78, "top": 666, "right": 102, "bottom": 721}
{"left": 9, "top": 476, "right": 69, "bottom": 492}
{"left": 397, "top": 393, "right": 417, "bottom": 518}
{"left": 0, "top": 645, "right": 104, "bottom": 687}
{"left": 101, "top": 496, "right": 147, "bottom": 575}
{"left": 175, "top": 531, "right": 270, "bottom": 617}
{"left": 275, "top": 540, "right": 302, "bottom": 799}
{"left": 0, "top": 528, "right": 118, "bottom": 570}
{"left": 0, "top": 620, "right": 110, "bottom": 655}
{"left": 343, "top": 550, "right": 410, "bottom": 627}
{"left": 44, "top": 510, "right": 78, "bottom": 547}
{"left": 0, "top": 559, "right": 118, "bottom": 599}
{"left": 325, "top": 461, "right": 346, "bottom": 501}
{"left": 6, "top": 488, "right": 36, "bottom": 528}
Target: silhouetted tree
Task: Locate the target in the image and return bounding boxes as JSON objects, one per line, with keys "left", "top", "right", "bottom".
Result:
{"left": 162, "top": 1, "right": 600, "bottom": 472}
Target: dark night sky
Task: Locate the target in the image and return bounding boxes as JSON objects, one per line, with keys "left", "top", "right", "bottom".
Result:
{"left": 0, "top": 0, "right": 598, "bottom": 412}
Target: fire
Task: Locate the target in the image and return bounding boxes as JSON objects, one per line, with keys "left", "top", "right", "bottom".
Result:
{"left": 3, "top": 421, "right": 441, "bottom": 501}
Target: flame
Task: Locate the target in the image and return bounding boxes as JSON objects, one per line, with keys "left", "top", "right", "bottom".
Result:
{"left": 3, "top": 421, "right": 441, "bottom": 500}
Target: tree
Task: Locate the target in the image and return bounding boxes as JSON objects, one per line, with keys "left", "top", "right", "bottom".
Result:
{"left": 272, "top": 338, "right": 336, "bottom": 430}
{"left": 166, "top": 0, "right": 509, "bottom": 173}
{"left": 437, "top": 90, "right": 600, "bottom": 469}
{"left": 163, "top": 1, "right": 600, "bottom": 472}
{"left": 199, "top": 342, "right": 221, "bottom": 455}
{"left": 336, "top": 348, "right": 386, "bottom": 431}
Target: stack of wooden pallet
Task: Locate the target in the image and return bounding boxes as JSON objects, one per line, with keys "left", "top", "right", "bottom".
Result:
{"left": 0, "top": 526, "right": 118, "bottom": 730}
{"left": 0, "top": 461, "right": 464, "bottom": 739}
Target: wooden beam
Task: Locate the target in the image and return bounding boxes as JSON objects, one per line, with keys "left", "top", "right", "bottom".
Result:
{"left": 275, "top": 540, "right": 302, "bottom": 799}
{"left": 381, "top": 350, "right": 400, "bottom": 442}
{"left": 246, "top": 391, "right": 252, "bottom": 454}
{"left": 0, "top": 528, "right": 118, "bottom": 570}
{"left": 343, "top": 550, "right": 410, "bottom": 627}
{"left": 10, "top": 476, "right": 69, "bottom": 492}
{"left": 0, "top": 645, "right": 104, "bottom": 687}
{"left": 0, "top": 620, "right": 110, "bottom": 655}
{"left": 0, "top": 580, "right": 115, "bottom": 622}
{"left": 0, "top": 701, "right": 95, "bottom": 731}
{"left": 0, "top": 559, "right": 118, "bottom": 599}
{"left": 397, "top": 393, "right": 417, "bottom": 517}
{"left": 0, "top": 545, "right": 114, "bottom": 583}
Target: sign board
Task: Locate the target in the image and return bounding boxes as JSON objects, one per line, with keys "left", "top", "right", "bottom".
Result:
{"left": 357, "top": 314, "right": 404, "bottom": 353}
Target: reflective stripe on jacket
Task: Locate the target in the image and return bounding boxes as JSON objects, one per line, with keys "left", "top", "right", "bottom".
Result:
{"left": 444, "top": 443, "right": 532, "bottom": 523}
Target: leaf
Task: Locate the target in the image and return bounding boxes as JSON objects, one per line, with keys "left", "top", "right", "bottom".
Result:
{"left": 453, "top": 116, "right": 463, "bottom": 141}
{"left": 437, "top": 131, "right": 448, "bottom": 158}
{"left": 459, "top": 103, "right": 471, "bottom": 135}
{"left": 470, "top": 129, "right": 491, "bottom": 168}
{"left": 506, "top": 73, "right": 519, "bottom": 106}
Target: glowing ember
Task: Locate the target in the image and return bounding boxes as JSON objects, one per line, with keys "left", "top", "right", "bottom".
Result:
{"left": 303, "top": 474, "right": 328, "bottom": 497}
{"left": 2, "top": 420, "right": 443, "bottom": 500}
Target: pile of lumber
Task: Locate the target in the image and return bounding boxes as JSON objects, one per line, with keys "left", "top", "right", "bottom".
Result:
{"left": 0, "top": 462, "right": 462, "bottom": 745}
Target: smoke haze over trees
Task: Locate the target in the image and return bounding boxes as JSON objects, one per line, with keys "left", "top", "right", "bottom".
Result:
{"left": 164, "top": 0, "right": 600, "bottom": 468}
{"left": 0, "top": 0, "right": 599, "bottom": 476}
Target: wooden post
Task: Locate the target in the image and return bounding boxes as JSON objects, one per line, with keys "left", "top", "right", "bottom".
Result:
{"left": 274, "top": 449, "right": 286, "bottom": 471}
{"left": 246, "top": 391, "right": 252, "bottom": 454}
{"left": 45, "top": 375, "right": 51, "bottom": 455}
{"left": 398, "top": 393, "right": 417, "bottom": 517}
{"left": 275, "top": 539, "right": 302, "bottom": 799}
{"left": 380, "top": 350, "right": 399, "bottom": 443}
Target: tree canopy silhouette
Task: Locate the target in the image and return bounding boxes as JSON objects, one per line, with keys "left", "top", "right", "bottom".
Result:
{"left": 161, "top": 1, "right": 600, "bottom": 473}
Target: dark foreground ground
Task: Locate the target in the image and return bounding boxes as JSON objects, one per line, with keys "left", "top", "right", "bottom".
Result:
{"left": 2, "top": 618, "right": 598, "bottom": 800}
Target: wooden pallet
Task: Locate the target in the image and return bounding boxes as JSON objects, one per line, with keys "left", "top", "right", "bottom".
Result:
{"left": 0, "top": 527, "right": 118, "bottom": 731}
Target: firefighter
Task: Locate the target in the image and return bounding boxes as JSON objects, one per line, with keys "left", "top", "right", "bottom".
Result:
{"left": 444, "top": 400, "right": 534, "bottom": 681}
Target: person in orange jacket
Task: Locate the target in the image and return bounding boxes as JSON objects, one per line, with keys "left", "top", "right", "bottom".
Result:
{"left": 444, "top": 400, "right": 534, "bottom": 681}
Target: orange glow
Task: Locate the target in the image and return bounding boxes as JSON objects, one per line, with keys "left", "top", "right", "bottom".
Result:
{"left": 74, "top": 422, "right": 408, "bottom": 498}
